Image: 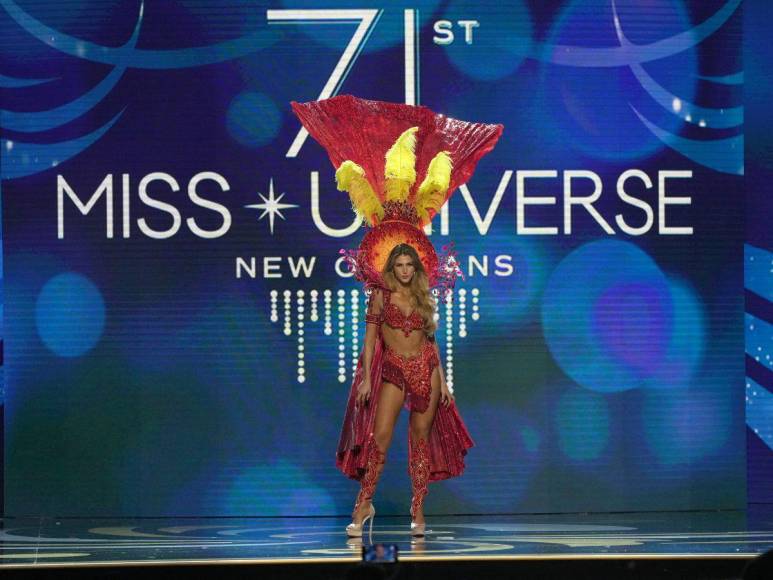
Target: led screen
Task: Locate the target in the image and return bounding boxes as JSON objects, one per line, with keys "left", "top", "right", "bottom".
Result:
{"left": 1, "top": 0, "right": 745, "bottom": 516}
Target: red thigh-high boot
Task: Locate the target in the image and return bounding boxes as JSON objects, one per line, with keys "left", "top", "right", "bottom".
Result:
{"left": 346, "top": 436, "right": 385, "bottom": 538}
{"left": 408, "top": 436, "right": 430, "bottom": 536}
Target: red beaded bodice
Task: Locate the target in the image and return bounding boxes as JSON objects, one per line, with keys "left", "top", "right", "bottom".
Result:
{"left": 383, "top": 298, "right": 424, "bottom": 337}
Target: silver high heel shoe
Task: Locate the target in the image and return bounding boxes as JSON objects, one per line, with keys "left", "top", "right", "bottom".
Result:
{"left": 410, "top": 504, "right": 426, "bottom": 537}
{"left": 346, "top": 504, "right": 375, "bottom": 538}
{"left": 410, "top": 520, "right": 426, "bottom": 537}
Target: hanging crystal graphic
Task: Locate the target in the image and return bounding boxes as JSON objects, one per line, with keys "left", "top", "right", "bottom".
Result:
{"left": 269, "top": 288, "right": 481, "bottom": 384}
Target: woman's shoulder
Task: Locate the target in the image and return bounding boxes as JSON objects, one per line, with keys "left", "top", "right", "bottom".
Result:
{"left": 368, "top": 285, "right": 389, "bottom": 305}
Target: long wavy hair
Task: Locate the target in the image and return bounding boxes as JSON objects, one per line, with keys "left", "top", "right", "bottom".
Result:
{"left": 382, "top": 243, "right": 437, "bottom": 334}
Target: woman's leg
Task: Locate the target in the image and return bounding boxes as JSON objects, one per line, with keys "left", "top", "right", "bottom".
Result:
{"left": 352, "top": 381, "right": 404, "bottom": 522}
{"left": 408, "top": 367, "right": 441, "bottom": 524}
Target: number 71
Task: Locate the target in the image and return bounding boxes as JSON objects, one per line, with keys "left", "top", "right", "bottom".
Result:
{"left": 267, "top": 9, "right": 420, "bottom": 158}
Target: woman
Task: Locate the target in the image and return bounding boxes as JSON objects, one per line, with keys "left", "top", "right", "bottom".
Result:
{"left": 347, "top": 243, "right": 453, "bottom": 537}
{"left": 290, "top": 94, "right": 503, "bottom": 536}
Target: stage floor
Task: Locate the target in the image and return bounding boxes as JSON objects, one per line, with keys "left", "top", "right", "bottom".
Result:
{"left": 1, "top": 508, "right": 771, "bottom": 569}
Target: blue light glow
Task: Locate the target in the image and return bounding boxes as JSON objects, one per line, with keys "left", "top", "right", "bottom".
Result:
{"left": 442, "top": 0, "right": 533, "bottom": 81}
{"left": 746, "top": 378, "right": 773, "bottom": 450}
{"left": 745, "top": 244, "right": 773, "bottom": 300}
{"left": 542, "top": 240, "right": 672, "bottom": 393}
{"left": 226, "top": 91, "right": 282, "bottom": 148}
{"left": 642, "top": 386, "right": 733, "bottom": 466}
{"left": 35, "top": 272, "right": 105, "bottom": 357}
{"left": 555, "top": 388, "right": 610, "bottom": 462}
{"left": 745, "top": 314, "right": 773, "bottom": 372}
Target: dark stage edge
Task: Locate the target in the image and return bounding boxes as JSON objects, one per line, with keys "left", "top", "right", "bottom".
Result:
{"left": 1, "top": 508, "right": 771, "bottom": 578}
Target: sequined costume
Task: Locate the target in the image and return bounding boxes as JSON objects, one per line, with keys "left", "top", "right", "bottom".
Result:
{"left": 290, "top": 94, "right": 502, "bottom": 499}
{"left": 335, "top": 287, "right": 473, "bottom": 483}
{"left": 380, "top": 290, "right": 439, "bottom": 413}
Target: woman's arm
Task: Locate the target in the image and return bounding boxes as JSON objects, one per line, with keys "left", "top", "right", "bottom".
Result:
{"left": 356, "top": 288, "right": 384, "bottom": 405}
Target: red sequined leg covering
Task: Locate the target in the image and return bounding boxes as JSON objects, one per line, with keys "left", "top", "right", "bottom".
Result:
{"left": 409, "top": 437, "right": 430, "bottom": 518}
{"left": 354, "top": 436, "right": 386, "bottom": 514}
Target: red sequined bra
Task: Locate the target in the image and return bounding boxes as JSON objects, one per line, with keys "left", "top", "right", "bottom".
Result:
{"left": 365, "top": 290, "right": 425, "bottom": 337}
{"left": 384, "top": 301, "right": 424, "bottom": 337}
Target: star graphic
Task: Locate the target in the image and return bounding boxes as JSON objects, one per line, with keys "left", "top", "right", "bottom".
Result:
{"left": 245, "top": 179, "right": 298, "bottom": 234}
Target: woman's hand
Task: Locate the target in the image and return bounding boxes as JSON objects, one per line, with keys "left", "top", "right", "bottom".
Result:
{"left": 356, "top": 377, "right": 372, "bottom": 407}
{"left": 440, "top": 380, "right": 454, "bottom": 408}
{"left": 436, "top": 354, "right": 454, "bottom": 407}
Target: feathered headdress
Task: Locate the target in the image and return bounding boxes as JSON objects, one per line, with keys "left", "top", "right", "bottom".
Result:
{"left": 291, "top": 95, "right": 503, "bottom": 291}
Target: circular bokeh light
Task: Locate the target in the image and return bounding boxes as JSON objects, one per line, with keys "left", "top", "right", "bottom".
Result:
{"left": 36, "top": 272, "right": 105, "bottom": 357}
{"left": 226, "top": 91, "right": 282, "bottom": 148}
{"left": 542, "top": 240, "right": 673, "bottom": 393}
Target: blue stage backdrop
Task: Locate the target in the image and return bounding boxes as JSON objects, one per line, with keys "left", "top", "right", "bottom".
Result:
{"left": 1, "top": 0, "right": 746, "bottom": 516}
{"left": 744, "top": 0, "right": 773, "bottom": 505}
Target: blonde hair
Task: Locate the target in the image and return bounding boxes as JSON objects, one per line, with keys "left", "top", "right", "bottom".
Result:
{"left": 382, "top": 244, "right": 437, "bottom": 334}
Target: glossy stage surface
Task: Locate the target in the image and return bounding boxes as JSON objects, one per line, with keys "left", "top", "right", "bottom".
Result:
{"left": 0, "top": 509, "right": 771, "bottom": 569}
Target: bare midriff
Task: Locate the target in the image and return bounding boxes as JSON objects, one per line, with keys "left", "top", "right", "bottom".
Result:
{"left": 382, "top": 326, "right": 427, "bottom": 358}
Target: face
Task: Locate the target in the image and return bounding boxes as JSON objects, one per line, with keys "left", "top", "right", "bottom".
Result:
{"left": 393, "top": 254, "right": 416, "bottom": 285}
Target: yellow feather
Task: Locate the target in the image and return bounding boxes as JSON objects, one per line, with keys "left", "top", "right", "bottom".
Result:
{"left": 384, "top": 178, "right": 411, "bottom": 201}
{"left": 416, "top": 151, "right": 452, "bottom": 224}
{"left": 384, "top": 127, "right": 418, "bottom": 201}
{"left": 336, "top": 160, "right": 384, "bottom": 226}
